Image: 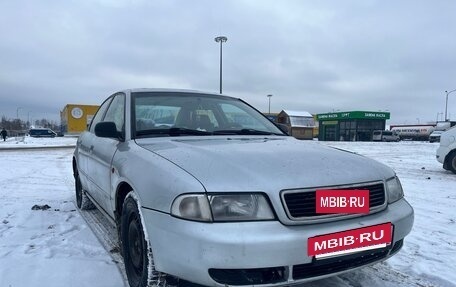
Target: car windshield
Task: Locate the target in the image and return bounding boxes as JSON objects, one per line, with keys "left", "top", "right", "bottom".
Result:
{"left": 133, "top": 92, "right": 284, "bottom": 137}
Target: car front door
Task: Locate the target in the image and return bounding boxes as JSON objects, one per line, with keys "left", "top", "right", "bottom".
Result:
{"left": 77, "top": 97, "right": 112, "bottom": 193}
{"left": 88, "top": 93, "right": 125, "bottom": 215}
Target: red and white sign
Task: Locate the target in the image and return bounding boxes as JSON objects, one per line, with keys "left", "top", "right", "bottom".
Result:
{"left": 308, "top": 223, "right": 392, "bottom": 258}
{"left": 316, "top": 189, "right": 370, "bottom": 214}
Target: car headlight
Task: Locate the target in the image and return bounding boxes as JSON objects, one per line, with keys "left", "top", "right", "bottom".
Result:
{"left": 170, "top": 194, "right": 212, "bottom": 222}
{"left": 386, "top": 176, "right": 404, "bottom": 203}
{"left": 209, "top": 194, "right": 275, "bottom": 221}
{"left": 171, "top": 193, "right": 275, "bottom": 222}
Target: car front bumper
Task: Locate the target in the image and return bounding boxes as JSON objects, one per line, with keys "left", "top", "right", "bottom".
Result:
{"left": 141, "top": 198, "right": 414, "bottom": 286}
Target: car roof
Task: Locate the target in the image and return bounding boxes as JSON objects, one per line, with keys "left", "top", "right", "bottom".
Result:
{"left": 121, "top": 88, "right": 233, "bottom": 98}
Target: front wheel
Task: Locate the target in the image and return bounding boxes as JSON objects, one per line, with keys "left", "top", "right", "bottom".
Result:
{"left": 121, "top": 193, "right": 174, "bottom": 287}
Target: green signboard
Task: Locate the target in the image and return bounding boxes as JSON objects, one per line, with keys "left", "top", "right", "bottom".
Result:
{"left": 316, "top": 111, "right": 390, "bottom": 121}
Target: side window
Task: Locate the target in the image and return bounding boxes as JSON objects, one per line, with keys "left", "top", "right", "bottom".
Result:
{"left": 219, "top": 103, "right": 264, "bottom": 130}
{"left": 89, "top": 97, "right": 113, "bottom": 133}
{"left": 103, "top": 94, "right": 125, "bottom": 133}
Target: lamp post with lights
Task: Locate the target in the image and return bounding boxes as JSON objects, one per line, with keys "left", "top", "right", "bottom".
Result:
{"left": 214, "top": 36, "right": 227, "bottom": 94}
{"left": 267, "top": 94, "right": 273, "bottom": 114}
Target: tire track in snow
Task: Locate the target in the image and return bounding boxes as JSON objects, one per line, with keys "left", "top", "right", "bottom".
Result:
{"left": 78, "top": 208, "right": 128, "bottom": 286}
{"left": 58, "top": 150, "right": 129, "bottom": 286}
{"left": 61, "top": 181, "right": 128, "bottom": 285}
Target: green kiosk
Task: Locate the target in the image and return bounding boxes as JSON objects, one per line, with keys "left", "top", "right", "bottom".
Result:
{"left": 316, "top": 111, "right": 390, "bottom": 141}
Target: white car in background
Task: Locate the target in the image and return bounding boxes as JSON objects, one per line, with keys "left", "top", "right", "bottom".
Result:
{"left": 373, "top": 130, "right": 400, "bottom": 142}
{"left": 436, "top": 126, "right": 456, "bottom": 173}
{"left": 429, "top": 130, "right": 443, "bottom": 143}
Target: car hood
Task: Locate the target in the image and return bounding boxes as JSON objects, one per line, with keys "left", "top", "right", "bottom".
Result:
{"left": 135, "top": 136, "right": 395, "bottom": 192}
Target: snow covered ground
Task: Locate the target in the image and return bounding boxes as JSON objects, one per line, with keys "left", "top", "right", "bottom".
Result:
{"left": 319, "top": 141, "right": 456, "bottom": 287}
{"left": 0, "top": 135, "right": 77, "bottom": 149}
{"left": 0, "top": 138, "right": 454, "bottom": 287}
{"left": 0, "top": 142, "right": 124, "bottom": 287}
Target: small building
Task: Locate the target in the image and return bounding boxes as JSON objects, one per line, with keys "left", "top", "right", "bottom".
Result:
{"left": 60, "top": 104, "right": 99, "bottom": 135}
{"left": 316, "top": 111, "right": 390, "bottom": 141}
{"left": 277, "top": 110, "right": 315, "bottom": 140}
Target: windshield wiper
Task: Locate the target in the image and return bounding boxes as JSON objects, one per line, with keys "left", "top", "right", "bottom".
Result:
{"left": 213, "top": 129, "right": 284, "bottom": 136}
{"left": 137, "top": 128, "right": 283, "bottom": 137}
{"left": 168, "top": 127, "right": 212, "bottom": 136}
{"left": 136, "top": 129, "right": 170, "bottom": 137}
{"left": 136, "top": 127, "right": 212, "bottom": 137}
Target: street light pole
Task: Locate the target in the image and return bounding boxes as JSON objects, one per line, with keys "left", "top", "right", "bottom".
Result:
{"left": 214, "top": 36, "right": 227, "bottom": 94}
{"left": 16, "top": 107, "right": 22, "bottom": 119}
{"left": 27, "top": 111, "right": 32, "bottom": 126}
{"left": 267, "top": 94, "right": 273, "bottom": 114}
{"left": 445, "top": 89, "right": 456, "bottom": 121}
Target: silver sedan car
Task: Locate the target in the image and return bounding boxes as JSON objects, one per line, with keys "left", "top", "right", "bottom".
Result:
{"left": 73, "top": 89, "right": 414, "bottom": 287}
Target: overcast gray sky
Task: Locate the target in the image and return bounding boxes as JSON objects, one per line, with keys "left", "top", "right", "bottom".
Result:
{"left": 1, "top": 0, "right": 456, "bottom": 124}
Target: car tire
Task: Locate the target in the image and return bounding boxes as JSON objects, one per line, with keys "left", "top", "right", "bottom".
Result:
{"left": 121, "top": 193, "right": 176, "bottom": 287}
{"left": 75, "top": 174, "right": 95, "bottom": 210}
{"left": 447, "top": 152, "right": 456, "bottom": 174}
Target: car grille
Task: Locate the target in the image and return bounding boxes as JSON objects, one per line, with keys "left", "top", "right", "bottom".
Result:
{"left": 282, "top": 182, "right": 386, "bottom": 222}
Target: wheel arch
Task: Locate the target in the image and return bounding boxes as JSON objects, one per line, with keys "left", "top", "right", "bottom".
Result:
{"left": 444, "top": 149, "right": 456, "bottom": 170}
{"left": 72, "top": 157, "right": 78, "bottom": 178}
{"left": 115, "top": 181, "right": 134, "bottom": 223}
{"left": 445, "top": 149, "right": 454, "bottom": 161}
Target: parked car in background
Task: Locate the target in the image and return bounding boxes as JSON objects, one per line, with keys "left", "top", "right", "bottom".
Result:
{"left": 436, "top": 126, "right": 456, "bottom": 174}
{"left": 429, "top": 130, "right": 443, "bottom": 143}
{"left": 73, "top": 89, "right": 414, "bottom": 287}
{"left": 29, "top": 128, "right": 57, "bottom": 138}
{"left": 430, "top": 121, "right": 456, "bottom": 143}
{"left": 373, "top": 130, "right": 400, "bottom": 142}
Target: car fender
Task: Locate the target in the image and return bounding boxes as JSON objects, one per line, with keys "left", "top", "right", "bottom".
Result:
{"left": 110, "top": 140, "right": 206, "bottom": 213}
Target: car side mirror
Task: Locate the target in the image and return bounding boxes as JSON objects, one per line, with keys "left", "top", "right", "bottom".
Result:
{"left": 275, "top": 123, "right": 290, "bottom": 135}
{"left": 95, "top": 122, "right": 120, "bottom": 139}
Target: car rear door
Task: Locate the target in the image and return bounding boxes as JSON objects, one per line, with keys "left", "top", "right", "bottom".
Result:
{"left": 87, "top": 93, "right": 125, "bottom": 214}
